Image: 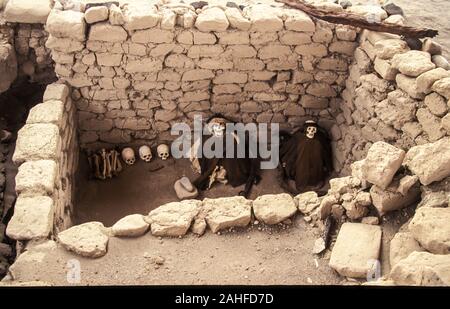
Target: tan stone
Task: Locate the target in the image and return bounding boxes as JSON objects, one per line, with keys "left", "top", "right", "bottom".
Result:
{"left": 26, "top": 100, "right": 64, "bottom": 126}
{"left": 374, "top": 39, "right": 409, "bottom": 60}
{"left": 57, "top": 222, "right": 109, "bottom": 258}
{"left": 432, "top": 77, "right": 450, "bottom": 99}
{"left": 389, "top": 232, "right": 424, "bottom": 268}
{"left": 4, "top": 0, "right": 51, "bottom": 24}
{"left": 204, "top": 196, "right": 252, "bottom": 233}
{"left": 395, "top": 74, "right": 425, "bottom": 100}
{"left": 225, "top": 7, "right": 251, "bottom": 31}
{"left": 409, "top": 207, "right": 450, "bottom": 254}
{"left": 46, "top": 10, "right": 86, "bottom": 41}
{"left": 253, "top": 194, "right": 297, "bottom": 225}
{"left": 85, "top": 6, "right": 109, "bottom": 24}
{"left": 15, "top": 160, "right": 57, "bottom": 196}
{"left": 195, "top": 7, "right": 229, "bottom": 32}
{"left": 392, "top": 51, "right": 436, "bottom": 77}
{"left": 417, "top": 68, "right": 450, "bottom": 94}
{"left": 329, "top": 223, "right": 382, "bottom": 278}
{"left": 247, "top": 5, "right": 283, "bottom": 32}
{"left": 123, "top": 2, "right": 160, "bottom": 31}
{"left": 89, "top": 23, "right": 128, "bottom": 43}
{"left": 13, "top": 124, "right": 60, "bottom": 164}
{"left": 112, "top": 214, "right": 149, "bottom": 237}
{"left": 6, "top": 196, "right": 54, "bottom": 240}
{"left": 390, "top": 251, "right": 450, "bottom": 286}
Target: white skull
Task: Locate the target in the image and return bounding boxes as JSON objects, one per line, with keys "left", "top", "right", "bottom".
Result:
{"left": 157, "top": 144, "right": 170, "bottom": 160}
{"left": 139, "top": 145, "right": 153, "bottom": 162}
{"left": 121, "top": 147, "right": 136, "bottom": 165}
{"left": 211, "top": 123, "right": 225, "bottom": 137}
{"left": 306, "top": 126, "right": 317, "bottom": 139}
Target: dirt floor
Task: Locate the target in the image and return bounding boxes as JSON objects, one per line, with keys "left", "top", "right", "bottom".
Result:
{"left": 75, "top": 154, "right": 332, "bottom": 226}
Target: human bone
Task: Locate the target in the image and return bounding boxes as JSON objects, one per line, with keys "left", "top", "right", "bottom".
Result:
{"left": 139, "top": 145, "right": 153, "bottom": 162}
{"left": 121, "top": 147, "right": 136, "bottom": 165}
{"left": 157, "top": 144, "right": 170, "bottom": 160}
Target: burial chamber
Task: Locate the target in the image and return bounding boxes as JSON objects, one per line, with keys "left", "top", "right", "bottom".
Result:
{"left": 1, "top": 0, "right": 450, "bottom": 285}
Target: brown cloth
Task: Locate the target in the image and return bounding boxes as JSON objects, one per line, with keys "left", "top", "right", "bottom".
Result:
{"left": 280, "top": 126, "right": 333, "bottom": 191}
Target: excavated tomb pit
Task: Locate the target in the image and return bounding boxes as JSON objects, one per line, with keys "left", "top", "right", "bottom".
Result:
{"left": 3, "top": 1, "right": 450, "bottom": 285}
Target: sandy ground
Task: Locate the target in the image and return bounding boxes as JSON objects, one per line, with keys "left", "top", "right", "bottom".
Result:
{"left": 8, "top": 217, "right": 344, "bottom": 285}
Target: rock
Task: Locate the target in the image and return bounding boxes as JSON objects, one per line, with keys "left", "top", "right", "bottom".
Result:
{"left": 6, "top": 196, "right": 54, "bottom": 240}
{"left": 145, "top": 200, "right": 201, "bottom": 237}
{"left": 384, "top": 14, "right": 405, "bottom": 25}
{"left": 342, "top": 192, "right": 371, "bottom": 220}
{"left": 252, "top": 193, "right": 297, "bottom": 225}
{"left": 57, "top": 222, "right": 109, "bottom": 258}
{"left": 329, "top": 176, "right": 360, "bottom": 194}
{"left": 109, "top": 4, "right": 125, "bottom": 25}
{"left": 85, "top": 6, "right": 109, "bottom": 24}
{"left": 432, "top": 77, "right": 450, "bottom": 99}
{"left": 409, "top": 207, "right": 450, "bottom": 254}
{"left": 13, "top": 124, "right": 60, "bottom": 164}
{"left": 432, "top": 55, "right": 450, "bottom": 70}
{"left": 390, "top": 251, "right": 450, "bottom": 286}
{"left": 370, "top": 180, "right": 420, "bottom": 215}
{"left": 361, "top": 216, "right": 379, "bottom": 225}
{"left": 361, "top": 141, "right": 405, "bottom": 189}
{"left": 313, "top": 238, "right": 326, "bottom": 254}
{"left": 123, "top": 2, "right": 160, "bottom": 31}
{"left": 204, "top": 196, "right": 252, "bottom": 233}
{"left": 416, "top": 68, "right": 450, "bottom": 94}
{"left": 329, "top": 223, "right": 382, "bottom": 278}
{"left": 422, "top": 39, "right": 442, "bottom": 55}
{"left": 392, "top": 51, "right": 436, "bottom": 77}
{"left": 191, "top": 217, "right": 207, "bottom": 236}
{"left": 46, "top": 10, "right": 86, "bottom": 41}
{"left": 389, "top": 232, "right": 423, "bottom": 267}
{"left": 418, "top": 191, "right": 449, "bottom": 208}
{"left": 4, "top": 0, "right": 51, "bottom": 23}
{"left": 374, "top": 39, "right": 409, "bottom": 60}
{"left": 295, "top": 191, "right": 320, "bottom": 215}
{"left": 416, "top": 107, "right": 446, "bottom": 141}
{"left": 395, "top": 74, "right": 425, "bottom": 100}
{"left": 195, "top": 7, "right": 229, "bottom": 32}
{"left": 397, "top": 175, "right": 419, "bottom": 196}
{"left": 382, "top": 2, "right": 404, "bottom": 16}
{"left": 405, "top": 37, "right": 422, "bottom": 51}
{"left": 247, "top": 5, "right": 283, "bottom": 32}
{"left": 319, "top": 194, "right": 339, "bottom": 220}
{"left": 15, "top": 160, "right": 57, "bottom": 196}
{"left": 339, "top": 0, "right": 353, "bottom": 9}
{"left": 424, "top": 92, "right": 448, "bottom": 117}
{"left": 348, "top": 5, "right": 387, "bottom": 21}
{"left": 43, "top": 83, "right": 69, "bottom": 102}
{"left": 112, "top": 214, "right": 149, "bottom": 237}
{"left": 89, "top": 23, "right": 128, "bottom": 43}
{"left": 404, "top": 137, "right": 450, "bottom": 185}
{"left": 224, "top": 8, "right": 250, "bottom": 31}
{"left": 174, "top": 177, "right": 198, "bottom": 200}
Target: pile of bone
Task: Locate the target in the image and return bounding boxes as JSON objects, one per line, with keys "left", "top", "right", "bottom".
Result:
{"left": 86, "top": 144, "right": 170, "bottom": 179}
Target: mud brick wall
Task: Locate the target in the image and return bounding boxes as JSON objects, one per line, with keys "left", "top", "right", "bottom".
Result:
{"left": 44, "top": 3, "right": 358, "bottom": 155}
{"left": 6, "top": 83, "right": 79, "bottom": 240}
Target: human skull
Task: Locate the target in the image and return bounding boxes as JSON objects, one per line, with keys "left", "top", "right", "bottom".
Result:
{"left": 157, "top": 144, "right": 170, "bottom": 160}
{"left": 139, "top": 145, "right": 153, "bottom": 162}
{"left": 121, "top": 147, "right": 136, "bottom": 165}
{"left": 211, "top": 123, "right": 225, "bottom": 137}
{"left": 306, "top": 126, "right": 317, "bottom": 139}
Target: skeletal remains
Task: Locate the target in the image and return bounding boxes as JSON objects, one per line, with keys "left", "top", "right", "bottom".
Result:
{"left": 87, "top": 149, "right": 123, "bottom": 180}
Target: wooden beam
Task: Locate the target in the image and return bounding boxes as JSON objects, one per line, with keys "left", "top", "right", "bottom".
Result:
{"left": 276, "top": 0, "right": 438, "bottom": 39}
